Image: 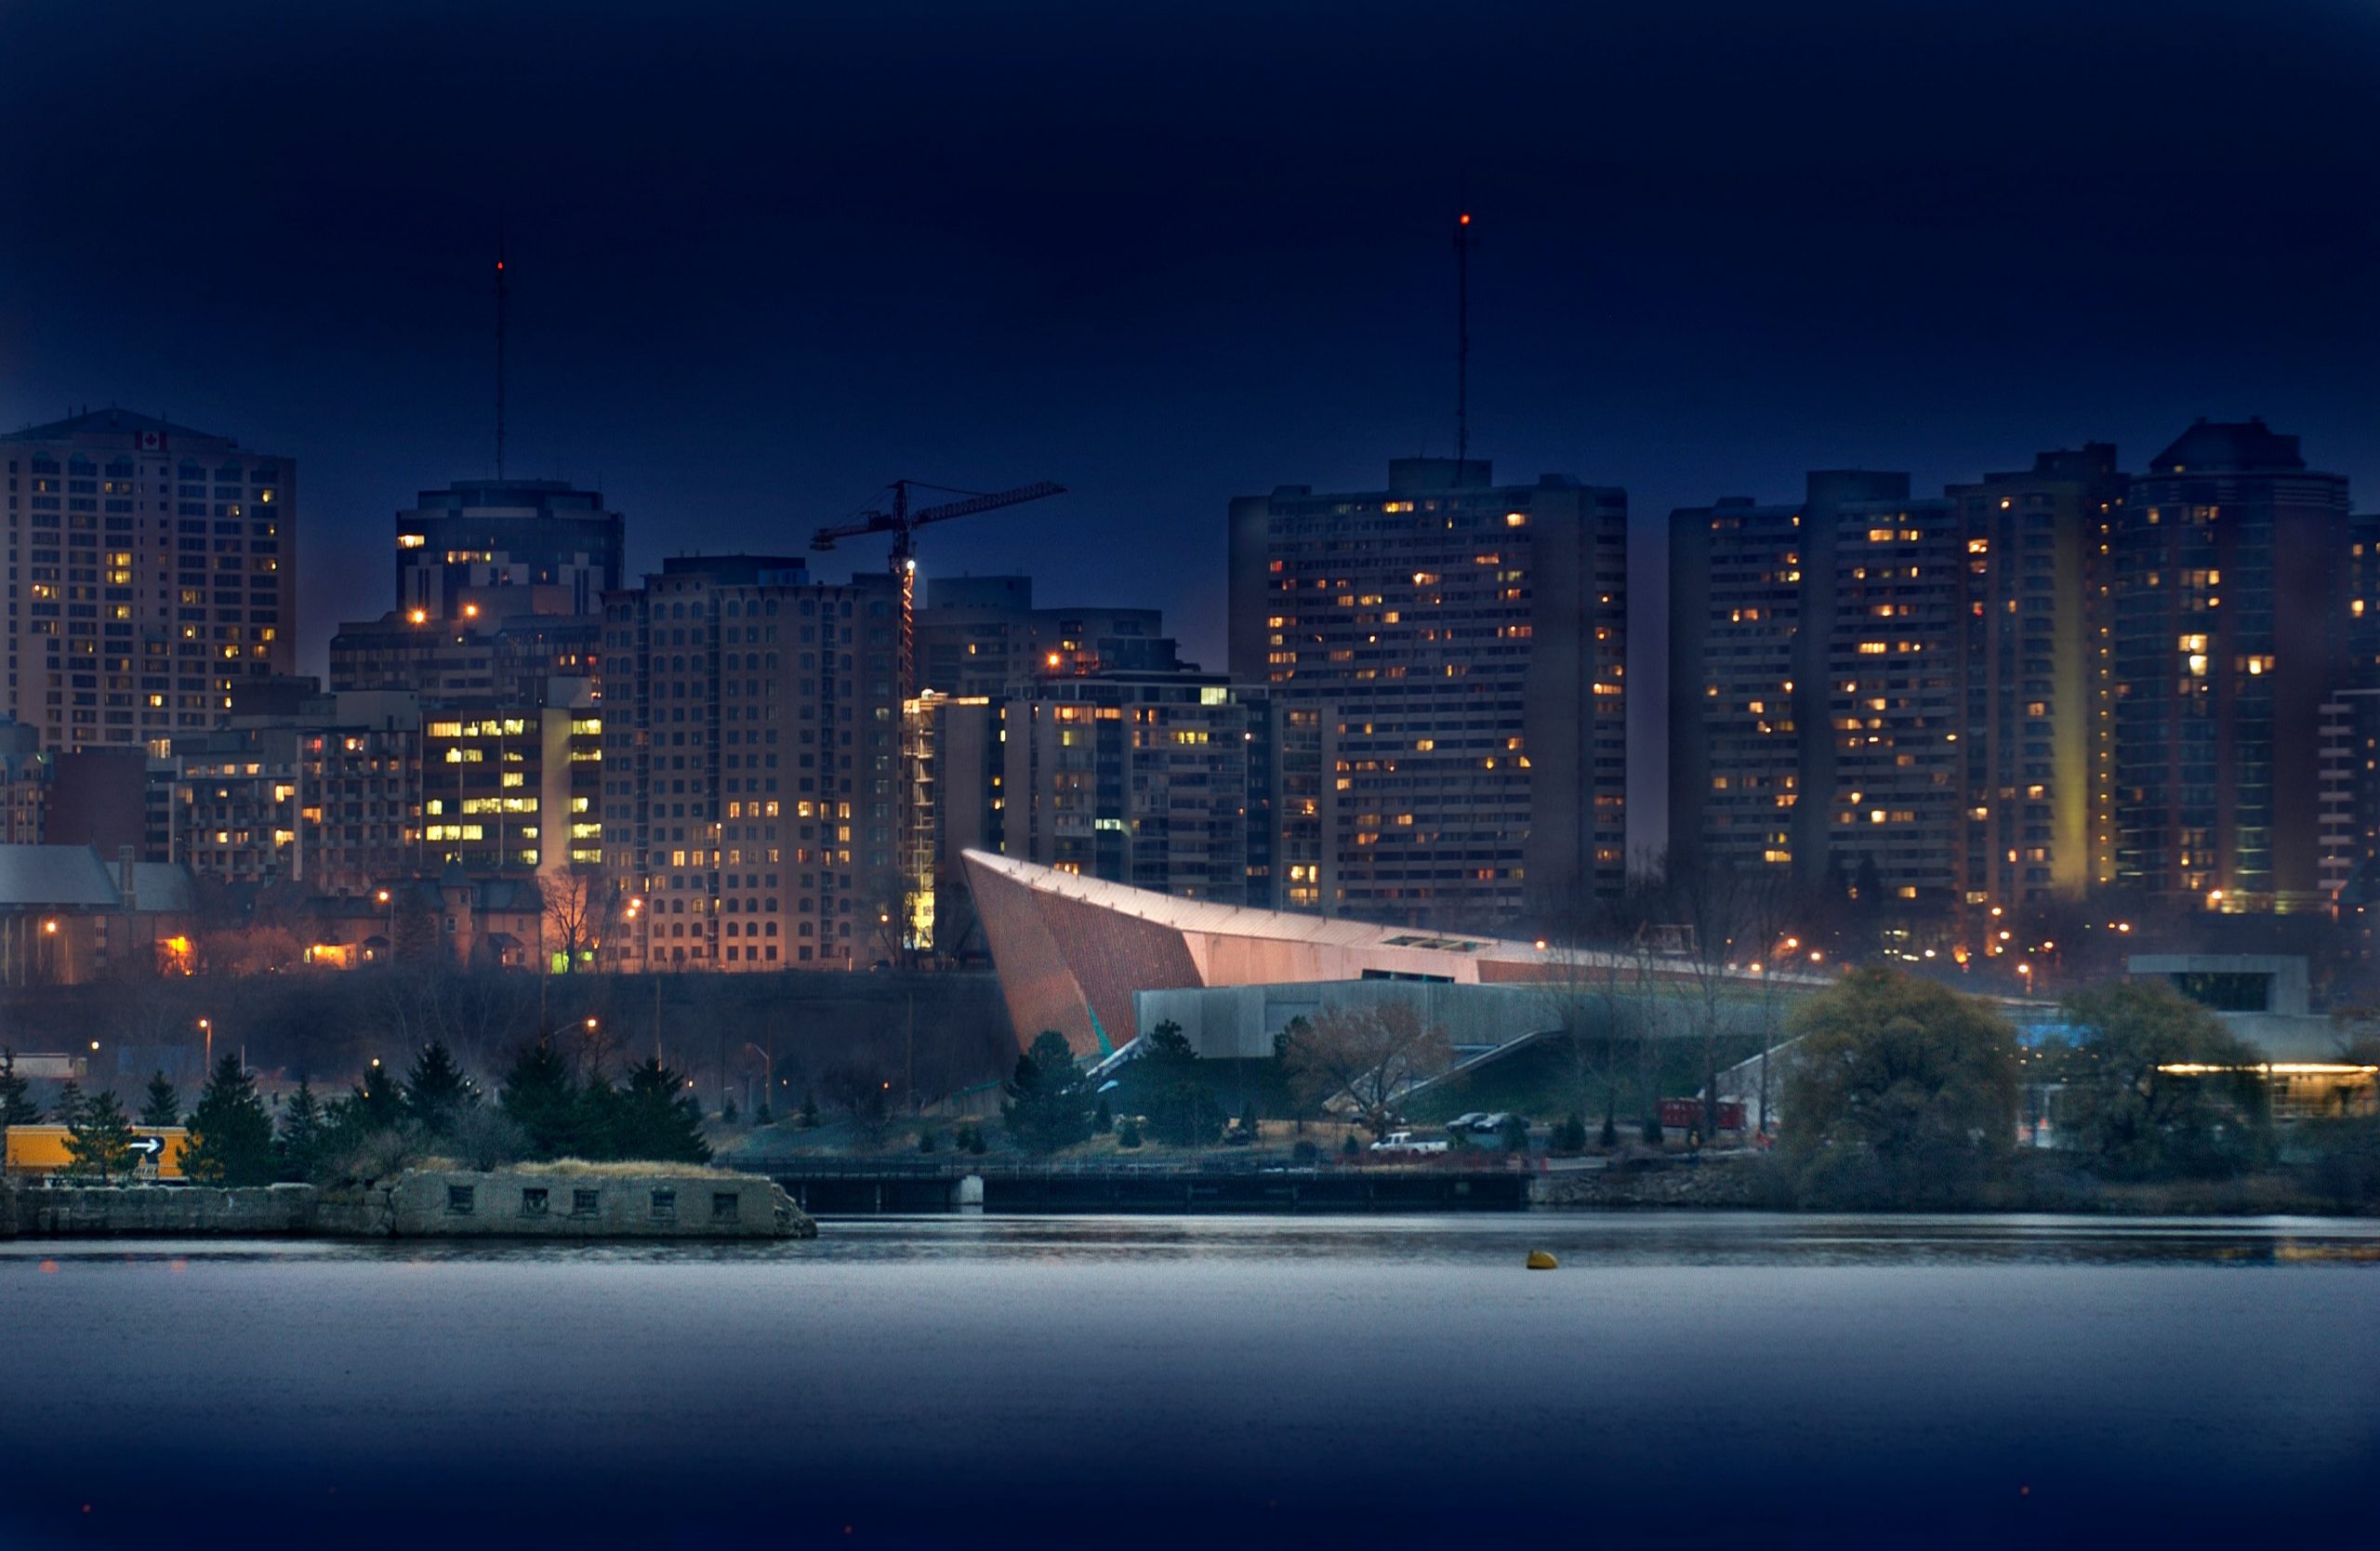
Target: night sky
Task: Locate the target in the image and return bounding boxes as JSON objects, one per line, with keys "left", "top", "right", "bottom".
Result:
{"left": 7, "top": 1, "right": 2378, "bottom": 850}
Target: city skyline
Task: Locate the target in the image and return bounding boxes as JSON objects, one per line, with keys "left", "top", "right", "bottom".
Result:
{"left": 8, "top": 2, "right": 2380, "bottom": 721}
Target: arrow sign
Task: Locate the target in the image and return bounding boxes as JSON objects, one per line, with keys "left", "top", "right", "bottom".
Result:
{"left": 126, "top": 1136, "right": 164, "bottom": 1158}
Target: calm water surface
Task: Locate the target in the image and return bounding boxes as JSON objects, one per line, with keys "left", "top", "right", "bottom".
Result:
{"left": 3, "top": 1213, "right": 2374, "bottom": 1549}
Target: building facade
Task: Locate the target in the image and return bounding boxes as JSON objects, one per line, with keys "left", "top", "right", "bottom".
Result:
{"left": 393, "top": 478, "right": 621, "bottom": 621}
{"left": 0, "top": 409, "right": 296, "bottom": 754}
{"left": 0, "top": 718, "right": 51, "bottom": 844}
{"left": 155, "top": 688, "right": 423, "bottom": 895}
{"left": 421, "top": 682, "right": 602, "bottom": 881}
{"left": 1949, "top": 445, "right": 2126, "bottom": 908}
{"left": 2113, "top": 420, "right": 2350, "bottom": 909}
{"left": 1229, "top": 458, "right": 1628, "bottom": 927}
{"left": 1668, "top": 471, "right": 1911, "bottom": 890}
{"left": 334, "top": 477, "right": 616, "bottom": 705}
{"left": 1825, "top": 495, "right": 1963, "bottom": 910}
{"left": 928, "top": 673, "right": 1270, "bottom": 915}
{"left": 597, "top": 556, "right": 906, "bottom": 972}
{"left": 914, "top": 576, "right": 1182, "bottom": 696}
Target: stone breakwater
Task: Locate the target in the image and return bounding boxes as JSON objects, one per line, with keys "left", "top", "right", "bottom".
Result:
{"left": 1529, "top": 1158, "right": 1777, "bottom": 1209}
{"left": 0, "top": 1170, "right": 816, "bottom": 1239}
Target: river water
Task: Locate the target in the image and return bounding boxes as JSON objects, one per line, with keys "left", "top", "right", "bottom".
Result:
{"left": 3, "top": 1213, "right": 2374, "bottom": 1549}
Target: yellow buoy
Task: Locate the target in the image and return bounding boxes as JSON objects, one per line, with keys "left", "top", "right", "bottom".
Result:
{"left": 1526, "top": 1250, "right": 1559, "bottom": 1270}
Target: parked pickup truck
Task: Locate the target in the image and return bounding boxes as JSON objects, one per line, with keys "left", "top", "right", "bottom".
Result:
{"left": 1368, "top": 1130, "right": 1449, "bottom": 1157}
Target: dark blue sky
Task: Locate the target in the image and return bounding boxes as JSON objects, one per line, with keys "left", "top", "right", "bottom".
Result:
{"left": 7, "top": 0, "right": 2379, "bottom": 841}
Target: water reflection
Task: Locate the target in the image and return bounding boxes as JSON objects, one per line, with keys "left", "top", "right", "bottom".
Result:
{"left": 3, "top": 1211, "right": 2373, "bottom": 1269}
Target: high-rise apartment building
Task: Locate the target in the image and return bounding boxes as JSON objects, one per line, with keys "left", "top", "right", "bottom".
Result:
{"left": 1673, "top": 454, "right": 2122, "bottom": 921}
{"left": 332, "top": 477, "right": 617, "bottom": 705}
{"left": 1668, "top": 471, "right": 1909, "bottom": 888}
{"left": 1229, "top": 458, "right": 1627, "bottom": 925}
{"left": 330, "top": 610, "right": 599, "bottom": 705}
{"left": 2114, "top": 419, "right": 2349, "bottom": 909}
{"left": 1824, "top": 496, "right": 1964, "bottom": 909}
{"left": 394, "top": 479, "right": 621, "bottom": 620}
{"left": 930, "top": 673, "right": 1267, "bottom": 906}
{"left": 1948, "top": 445, "right": 2126, "bottom": 908}
{"left": 0, "top": 409, "right": 296, "bottom": 753}
{"left": 597, "top": 557, "right": 906, "bottom": 972}
{"left": 914, "top": 576, "right": 1183, "bottom": 696}
{"left": 156, "top": 687, "right": 422, "bottom": 895}
{"left": 421, "top": 683, "right": 602, "bottom": 880}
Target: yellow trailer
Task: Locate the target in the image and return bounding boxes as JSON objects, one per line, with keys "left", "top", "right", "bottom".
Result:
{"left": 3, "top": 1124, "right": 190, "bottom": 1180}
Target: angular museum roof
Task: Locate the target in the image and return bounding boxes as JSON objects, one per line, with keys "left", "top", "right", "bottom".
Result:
{"left": 959, "top": 849, "right": 1539, "bottom": 962}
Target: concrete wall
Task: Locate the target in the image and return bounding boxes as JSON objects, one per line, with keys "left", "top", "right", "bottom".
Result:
{"left": 3, "top": 1182, "right": 317, "bottom": 1238}
{"left": 1, "top": 1170, "right": 814, "bottom": 1239}
{"left": 389, "top": 1171, "right": 808, "bottom": 1239}
{"left": 1137, "top": 976, "right": 1782, "bottom": 1063}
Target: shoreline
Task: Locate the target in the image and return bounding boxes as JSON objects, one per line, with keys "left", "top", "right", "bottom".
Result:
{"left": 0, "top": 1167, "right": 816, "bottom": 1240}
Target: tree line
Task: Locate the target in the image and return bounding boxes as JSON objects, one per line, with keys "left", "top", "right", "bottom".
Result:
{"left": 1774, "top": 968, "right": 2380, "bottom": 1209}
{"left": 0, "top": 1038, "right": 713, "bottom": 1187}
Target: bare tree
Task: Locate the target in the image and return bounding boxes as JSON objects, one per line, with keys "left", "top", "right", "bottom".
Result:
{"left": 1278, "top": 1001, "right": 1452, "bottom": 1139}
{"left": 1664, "top": 857, "right": 1792, "bottom": 1143}
{"left": 1537, "top": 876, "right": 1666, "bottom": 1148}
{"left": 542, "top": 865, "right": 618, "bottom": 974}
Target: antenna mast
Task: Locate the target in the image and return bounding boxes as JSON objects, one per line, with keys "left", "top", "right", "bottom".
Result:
{"left": 495, "top": 230, "right": 509, "bottom": 479}
{"left": 1453, "top": 207, "right": 1473, "bottom": 465}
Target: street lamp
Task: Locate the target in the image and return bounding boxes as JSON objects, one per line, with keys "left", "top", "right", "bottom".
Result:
{"left": 199, "top": 1016, "right": 212, "bottom": 1072}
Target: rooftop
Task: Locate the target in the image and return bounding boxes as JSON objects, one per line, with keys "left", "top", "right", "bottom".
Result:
{"left": 0, "top": 407, "right": 231, "bottom": 445}
{"left": 0, "top": 845, "right": 194, "bottom": 912}
{"left": 2149, "top": 418, "right": 2309, "bottom": 475}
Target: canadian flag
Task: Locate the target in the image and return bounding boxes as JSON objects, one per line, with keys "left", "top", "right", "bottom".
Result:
{"left": 137, "top": 431, "right": 165, "bottom": 451}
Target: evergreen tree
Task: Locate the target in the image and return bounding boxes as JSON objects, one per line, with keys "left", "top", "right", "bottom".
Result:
{"left": 0, "top": 1047, "right": 39, "bottom": 1127}
{"left": 610, "top": 1058, "right": 712, "bottom": 1162}
{"left": 754, "top": 1098, "right": 774, "bottom": 1126}
{"left": 139, "top": 1070, "right": 182, "bottom": 1128}
{"left": 720, "top": 1092, "right": 739, "bottom": 1125}
{"left": 403, "top": 1041, "right": 477, "bottom": 1138}
{"left": 181, "top": 1054, "right": 278, "bottom": 1186}
{"left": 1001, "top": 1030, "right": 1094, "bottom": 1154}
{"left": 1093, "top": 1095, "right": 1114, "bottom": 1135}
{"left": 278, "top": 1078, "right": 324, "bottom": 1181}
{"left": 572, "top": 1076, "right": 626, "bottom": 1161}
{"left": 65, "top": 1088, "right": 135, "bottom": 1182}
{"left": 799, "top": 1088, "right": 819, "bottom": 1128}
{"left": 1117, "top": 1116, "right": 1143, "bottom": 1149}
{"left": 497, "top": 1041, "right": 584, "bottom": 1160}
{"left": 353, "top": 1062, "right": 406, "bottom": 1131}
{"left": 53, "top": 1078, "right": 84, "bottom": 1132}
{"left": 1132, "top": 1021, "right": 1223, "bottom": 1147}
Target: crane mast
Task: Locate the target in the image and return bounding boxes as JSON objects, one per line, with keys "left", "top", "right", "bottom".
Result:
{"left": 811, "top": 477, "right": 1064, "bottom": 961}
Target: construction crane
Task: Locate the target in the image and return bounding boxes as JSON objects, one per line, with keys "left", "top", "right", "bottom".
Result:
{"left": 810, "top": 479, "right": 1065, "bottom": 577}
{"left": 811, "top": 478, "right": 1064, "bottom": 965}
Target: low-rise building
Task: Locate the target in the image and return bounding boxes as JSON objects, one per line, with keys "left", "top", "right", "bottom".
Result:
{"left": 0, "top": 842, "right": 197, "bottom": 986}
